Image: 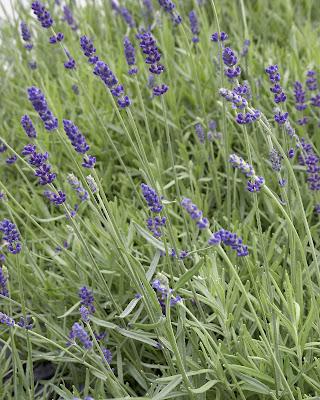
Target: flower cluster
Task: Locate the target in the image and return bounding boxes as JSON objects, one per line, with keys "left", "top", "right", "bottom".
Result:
{"left": 27, "top": 87, "right": 58, "bottom": 131}
{"left": 21, "top": 115, "right": 37, "bottom": 138}
{"left": 0, "top": 311, "right": 14, "bottom": 327}
{"left": 67, "top": 174, "right": 89, "bottom": 202}
{"left": 219, "top": 88, "right": 260, "bottom": 124}
{"left": 62, "top": 5, "right": 78, "bottom": 30}
{"left": 62, "top": 120, "right": 96, "bottom": 169}
{"left": 102, "top": 347, "right": 112, "bottom": 364}
{"left": 123, "top": 37, "right": 138, "bottom": 75}
{"left": 0, "top": 219, "right": 21, "bottom": 254}
{"left": 0, "top": 141, "right": 7, "bottom": 153}
{"left": 20, "top": 22, "right": 33, "bottom": 50}
{"left": 222, "top": 47, "right": 241, "bottom": 79}
{"left": 298, "top": 138, "right": 320, "bottom": 191}
{"left": 211, "top": 31, "right": 228, "bottom": 42}
{"left": 138, "top": 32, "right": 168, "bottom": 96}
{"left": 208, "top": 229, "right": 249, "bottom": 256}
{"left": 68, "top": 322, "right": 93, "bottom": 349}
{"left": 49, "top": 32, "right": 64, "bottom": 44}
{"left": 189, "top": 10, "right": 199, "bottom": 43}
{"left": 79, "top": 286, "right": 95, "bottom": 315}
{"left": 293, "top": 81, "right": 308, "bottom": 125}
{"left": 22, "top": 144, "right": 56, "bottom": 185}
{"left": 311, "top": 93, "right": 320, "bottom": 108}
{"left": 44, "top": 190, "right": 66, "bottom": 206}
{"left": 306, "top": 70, "right": 317, "bottom": 91}
{"left": 64, "top": 49, "right": 76, "bottom": 70}
{"left": 152, "top": 274, "right": 182, "bottom": 314}
{"left": 93, "top": 61, "right": 131, "bottom": 108}
{"left": 181, "top": 198, "right": 209, "bottom": 229}
{"left": 141, "top": 184, "right": 166, "bottom": 237}
{"left": 240, "top": 39, "right": 250, "bottom": 57}
{"left": 141, "top": 183, "right": 163, "bottom": 213}
{"left": 31, "top": 1, "right": 53, "bottom": 28}
{"left": 17, "top": 316, "right": 33, "bottom": 330}
{"left": 6, "top": 155, "right": 17, "bottom": 165}
{"left": 120, "top": 7, "right": 135, "bottom": 27}
{"left": 80, "top": 36, "right": 98, "bottom": 64}
{"left": 158, "top": 0, "right": 182, "bottom": 25}
{"left": 147, "top": 216, "right": 166, "bottom": 238}
{"left": 265, "top": 65, "right": 289, "bottom": 125}
{"left": 229, "top": 154, "right": 265, "bottom": 192}
{"left": 0, "top": 266, "right": 8, "bottom": 297}
{"left": 195, "top": 123, "right": 205, "bottom": 144}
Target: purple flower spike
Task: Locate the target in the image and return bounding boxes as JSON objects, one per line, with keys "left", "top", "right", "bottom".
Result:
{"left": 68, "top": 322, "right": 92, "bottom": 349}
{"left": 195, "top": 123, "right": 205, "bottom": 143}
{"left": 62, "top": 5, "right": 78, "bottom": 30}
{"left": 274, "top": 111, "right": 288, "bottom": 125}
{"left": 0, "top": 219, "right": 21, "bottom": 255}
{"left": 63, "top": 120, "right": 90, "bottom": 154}
{"left": 209, "top": 229, "right": 248, "bottom": 257}
{"left": 6, "top": 156, "right": 17, "bottom": 165}
{"left": 20, "top": 21, "right": 32, "bottom": 42}
{"left": 79, "top": 286, "right": 95, "bottom": 314}
{"left": 0, "top": 266, "right": 8, "bottom": 297}
{"left": 181, "top": 198, "right": 208, "bottom": 230}
{"left": 102, "top": 347, "right": 112, "bottom": 364}
{"left": 27, "top": 87, "right": 58, "bottom": 131}
{"left": 21, "top": 115, "right": 37, "bottom": 138}
{"left": 153, "top": 84, "right": 168, "bottom": 96}
{"left": 158, "top": 0, "right": 181, "bottom": 24}
{"left": 31, "top": 1, "right": 53, "bottom": 28}
{"left": 80, "top": 36, "right": 98, "bottom": 64}
{"left": 82, "top": 155, "right": 96, "bottom": 169}
{"left": 0, "top": 311, "right": 14, "bottom": 327}
{"left": 44, "top": 190, "right": 66, "bottom": 205}
{"left": 211, "top": 31, "right": 228, "bottom": 42}
{"left": 141, "top": 183, "right": 163, "bottom": 213}
{"left": 124, "top": 36, "right": 137, "bottom": 74}
{"left": 222, "top": 47, "right": 238, "bottom": 67}
{"left": 120, "top": 7, "right": 135, "bottom": 27}
{"left": 294, "top": 81, "right": 307, "bottom": 110}
{"left": 189, "top": 10, "right": 199, "bottom": 43}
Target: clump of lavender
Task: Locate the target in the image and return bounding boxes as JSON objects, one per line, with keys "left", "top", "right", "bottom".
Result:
{"left": 21, "top": 115, "right": 37, "bottom": 138}
{"left": 22, "top": 144, "right": 56, "bottom": 185}
{"left": 123, "top": 37, "right": 138, "bottom": 75}
{"left": 0, "top": 311, "right": 14, "bottom": 327}
{"left": 49, "top": 32, "right": 64, "bottom": 44}
{"left": 6, "top": 156, "right": 17, "bottom": 165}
{"left": 44, "top": 190, "right": 66, "bottom": 206}
{"left": 269, "top": 148, "right": 282, "bottom": 172}
{"left": 63, "top": 120, "right": 90, "bottom": 154}
{"left": 102, "top": 347, "right": 112, "bottom": 364}
{"left": 120, "top": 7, "right": 135, "bottom": 27}
{"left": 141, "top": 184, "right": 166, "bottom": 237}
{"left": 181, "top": 198, "right": 209, "bottom": 229}
{"left": 229, "top": 154, "right": 265, "bottom": 192}
{"left": 221, "top": 47, "right": 241, "bottom": 79}
{"left": 0, "top": 266, "right": 9, "bottom": 297}
{"left": 0, "top": 219, "right": 21, "bottom": 254}
{"left": 219, "top": 88, "right": 261, "bottom": 124}
{"left": 306, "top": 70, "right": 317, "bottom": 91}
{"left": 147, "top": 216, "right": 166, "bottom": 238}
{"left": 152, "top": 274, "right": 181, "bottom": 314}
{"left": 240, "top": 39, "right": 250, "bottom": 57}
{"left": 80, "top": 36, "right": 99, "bottom": 64}
{"left": 20, "top": 22, "right": 33, "bottom": 50}
{"left": 31, "top": 1, "right": 53, "bottom": 28}
{"left": 138, "top": 32, "right": 168, "bottom": 96}
{"left": 93, "top": 61, "right": 131, "bottom": 108}
{"left": 211, "top": 31, "right": 228, "bottom": 42}
{"left": 62, "top": 5, "right": 78, "bottom": 30}
{"left": 67, "top": 174, "right": 89, "bottom": 202}
{"left": 195, "top": 123, "right": 205, "bottom": 144}
{"left": 141, "top": 183, "right": 163, "bottom": 212}
{"left": 298, "top": 138, "right": 320, "bottom": 191}
{"left": 0, "top": 141, "right": 7, "bottom": 153}
{"left": 27, "top": 87, "right": 58, "bottom": 131}
{"left": 158, "top": 0, "right": 182, "bottom": 24}
{"left": 189, "top": 10, "right": 200, "bottom": 43}
{"left": 79, "top": 286, "right": 95, "bottom": 315}
{"left": 265, "top": 65, "right": 289, "bottom": 125}
{"left": 68, "top": 322, "right": 92, "bottom": 349}
{"left": 208, "top": 229, "right": 249, "bottom": 256}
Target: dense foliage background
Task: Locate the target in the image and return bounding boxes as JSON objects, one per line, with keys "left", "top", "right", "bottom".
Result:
{"left": 0, "top": 0, "right": 320, "bottom": 399}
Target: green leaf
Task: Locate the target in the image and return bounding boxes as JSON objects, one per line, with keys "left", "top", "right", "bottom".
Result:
{"left": 174, "top": 258, "right": 204, "bottom": 291}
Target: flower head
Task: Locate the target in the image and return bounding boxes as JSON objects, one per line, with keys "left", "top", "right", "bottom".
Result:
{"left": 44, "top": 190, "right": 66, "bottom": 205}
{"left": 80, "top": 36, "right": 98, "bottom": 64}
{"left": 68, "top": 322, "right": 92, "bottom": 349}
{"left": 27, "top": 87, "right": 58, "bottom": 131}
{"left": 63, "top": 120, "right": 90, "bottom": 154}
{"left": 31, "top": 1, "right": 53, "bottom": 28}
{"left": 189, "top": 10, "right": 199, "bottom": 43}
{"left": 79, "top": 286, "right": 95, "bottom": 314}
{"left": 141, "top": 183, "right": 163, "bottom": 213}
{"left": 21, "top": 115, "right": 37, "bottom": 138}
{"left": 0, "top": 311, "right": 14, "bottom": 327}
{"left": 181, "top": 198, "right": 208, "bottom": 229}
{"left": 211, "top": 31, "right": 228, "bottom": 42}
{"left": 0, "top": 219, "right": 21, "bottom": 254}
{"left": 208, "top": 229, "right": 248, "bottom": 256}
{"left": 0, "top": 266, "right": 9, "bottom": 297}
{"left": 67, "top": 174, "right": 89, "bottom": 201}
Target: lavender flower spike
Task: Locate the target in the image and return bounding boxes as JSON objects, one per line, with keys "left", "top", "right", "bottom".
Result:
{"left": 141, "top": 183, "right": 163, "bottom": 213}
{"left": 44, "top": 190, "right": 66, "bottom": 205}
{"left": 0, "top": 311, "right": 14, "bottom": 326}
{"left": 80, "top": 36, "right": 98, "bottom": 64}
{"left": 27, "top": 87, "right": 58, "bottom": 131}
{"left": 181, "top": 198, "right": 209, "bottom": 229}
{"left": 31, "top": 1, "right": 53, "bottom": 28}
{"left": 67, "top": 174, "right": 89, "bottom": 202}
{"left": 229, "top": 154, "right": 265, "bottom": 192}
{"left": 79, "top": 286, "right": 95, "bottom": 314}
{"left": 123, "top": 36, "right": 138, "bottom": 75}
{"left": 0, "top": 219, "right": 21, "bottom": 254}
{"left": 208, "top": 229, "right": 249, "bottom": 257}
{"left": 0, "top": 266, "right": 9, "bottom": 297}
{"left": 189, "top": 10, "right": 200, "bottom": 43}
{"left": 21, "top": 115, "right": 37, "bottom": 138}
{"left": 63, "top": 120, "right": 90, "bottom": 154}
{"left": 68, "top": 322, "right": 92, "bottom": 349}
